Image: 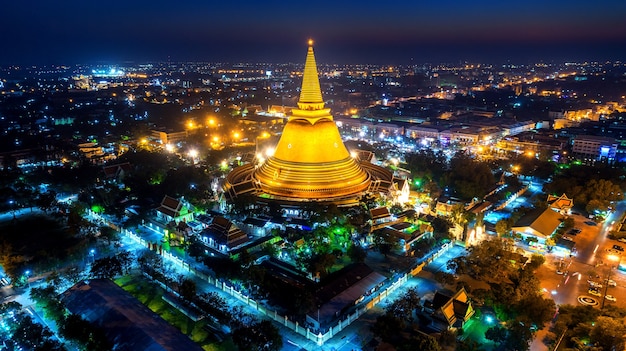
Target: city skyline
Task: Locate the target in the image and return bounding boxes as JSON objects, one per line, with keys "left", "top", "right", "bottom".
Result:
{"left": 3, "top": 0, "right": 626, "bottom": 65}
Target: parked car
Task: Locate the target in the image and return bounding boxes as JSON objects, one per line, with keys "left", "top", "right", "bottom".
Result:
{"left": 605, "top": 295, "right": 617, "bottom": 302}
{"left": 606, "top": 279, "right": 617, "bottom": 287}
{"left": 588, "top": 289, "right": 601, "bottom": 297}
{"left": 618, "top": 238, "right": 626, "bottom": 243}
{"left": 588, "top": 281, "right": 603, "bottom": 289}
{"left": 567, "top": 228, "right": 581, "bottom": 235}
{"left": 612, "top": 245, "right": 624, "bottom": 252}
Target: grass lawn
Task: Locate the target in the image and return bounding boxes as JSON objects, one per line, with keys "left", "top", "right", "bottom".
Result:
{"left": 115, "top": 275, "right": 236, "bottom": 351}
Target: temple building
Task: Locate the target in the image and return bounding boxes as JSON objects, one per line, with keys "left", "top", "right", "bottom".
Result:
{"left": 224, "top": 41, "right": 393, "bottom": 206}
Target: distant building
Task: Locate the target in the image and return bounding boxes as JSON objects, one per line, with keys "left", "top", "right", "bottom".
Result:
{"left": 102, "top": 162, "right": 132, "bottom": 182}
{"left": 150, "top": 129, "right": 188, "bottom": 145}
{"left": 572, "top": 135, "right": 617, "bottom": 163}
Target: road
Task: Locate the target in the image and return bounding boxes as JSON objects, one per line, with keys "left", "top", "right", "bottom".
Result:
{"left": 536, "top": 204, "right": 626, "bottom": 308}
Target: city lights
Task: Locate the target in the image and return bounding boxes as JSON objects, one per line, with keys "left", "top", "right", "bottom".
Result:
{"left": 2, "top": 12, "right": 626, "bottom": 351}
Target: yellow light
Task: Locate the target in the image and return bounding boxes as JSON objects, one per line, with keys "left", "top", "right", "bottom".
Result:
{"left": 208, "top": 118, "right": 216, "bottom": 126}
{"left": 188, "top": 149, "right": 198, "bottom": 158}
{"left": 140, "top": 138, "right": 147, "bottom": 144}
{"left": 265, "top": 147, "right": 275, "bottom": 157}
{"left": 187, "top": 121, "right": 194, "bottom": 129}
{"left": 308, "top": 39, "right": 314, "bottom": 46}
{"left": 165, "top": 144, "right": 174, "bottom": 152}
{"left": 233, "top": 132, "right": 241, "bottom": 139}
{"left": 212, "top": 136, "right": 219, "bottom": 142}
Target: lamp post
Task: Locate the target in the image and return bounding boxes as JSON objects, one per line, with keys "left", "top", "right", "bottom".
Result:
{"left": 601, "top": 253, "right": 620, "bottom": 309}
{"left": 24, "top": 270, "right": 31, "bottom": 287}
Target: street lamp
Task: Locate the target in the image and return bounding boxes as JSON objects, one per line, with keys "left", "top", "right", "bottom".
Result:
{"left": 601, "top": 253, "right": 620, "bottom": 309}
{"left": 188, "top": 149, "right": 198, "bottom": 164}
{"left": 24, "top": 270, "right": 31, "bottom": 287}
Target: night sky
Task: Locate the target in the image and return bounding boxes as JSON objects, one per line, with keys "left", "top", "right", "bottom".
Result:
{"left": 3, "top": 0, "right": 626, "bottom": 65}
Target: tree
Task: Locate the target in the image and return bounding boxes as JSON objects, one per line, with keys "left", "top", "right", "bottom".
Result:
{"left": 308, "top": 253, "right": 336, "bottom": 277}
{"left": 62, "top": 264, "right": 83, "bottom": 284}
{"left": 10, "top": 315, "right": 63, "bottom": 351}
{"left": 89, "top": 251, "right": 131, "bottom": 279}
{"left": 137, "top": 249, "right": 164, "bottom": 274}
{"left": 590, "top": 316, "right": 626, "bottom": 351}
{"left": 99, "top": 225, "right": 119, "bottom": 244}
{"left": 373, "top": 231, "right": 398, "bottom": 257}
{"left": 485, "top": 326, "right": 507, "bottom": 346}
{"left": 196, "top": 292, "right": 231, "bottom": 325}
{"left": 447, "top": 238, "right": 515, "bottom": 282}
{"left": 516, "top": 296, "right": 555, "bottom": 327}
{"left": 388, "top": 288, "right": 421, "bottom": 323}
{"left": 186, "top": 236, "right": 206, "bottom": 261}
{"left": 35, "top": 191, "right": 57, "bottom": 212}
{"left": 30, "top": 286, "right": 66, "bottom": 323}
{"left": 0, "top": 240, "right": 24, "bottom": 281}
{"left": 178, "top": 277, "right": 197, "bottom": 302}
{"left": 67, "top": 202, "right": 89, "bottom": 235}
{"left": 503, "top": 318, "right": 534, "bottom": 351}
{"left": 347, "top": 243, "right": 367, "bottom": 263}
{"left": 525, "top": 254, "right": 545, "bottom": 271}
{"left": 431, "top": 217, "right": 452, "bottom": 241}
{"left": 59, "top": 314, "right": 112, "bottom": 351}
{"left": 495, "top": 219, "right": 511, "bottom": 237}
{"left": 232, "top": 320, "right": 283, "bottom": 351}
{"left": 398, "top": 334, "right": 441, "bottom": 351}
{"left": 372, "top": 313, "right": 404, "bottom": 341}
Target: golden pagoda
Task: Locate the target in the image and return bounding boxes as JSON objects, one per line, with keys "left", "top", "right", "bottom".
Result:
{"left": 224, "top": 41, "right": 393, "bottom": 204}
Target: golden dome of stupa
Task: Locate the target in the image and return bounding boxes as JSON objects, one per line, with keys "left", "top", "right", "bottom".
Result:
{"left": 224, "top": 41, "right": 392, "bottom": 204}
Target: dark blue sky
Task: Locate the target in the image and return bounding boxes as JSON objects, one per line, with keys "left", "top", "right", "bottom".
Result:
{"left": 3, "top": 0, "right": 626, "bottom": 65}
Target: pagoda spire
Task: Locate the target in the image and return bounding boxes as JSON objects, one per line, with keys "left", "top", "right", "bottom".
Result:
{"left": 297, "top": 40, "right": 325, "bottom": 111}
{"left": 292, "top": 40, "right": 332, "bottom": 124}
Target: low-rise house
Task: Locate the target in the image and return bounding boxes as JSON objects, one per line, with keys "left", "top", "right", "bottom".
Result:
{"left": 547, "top": 193, "right": 573, "bottom": 215}
{"left": 155, "top": 195, "right": 193, "bottom": 224}
{"left": 200, "top": 216, "right": 249, "bottom": 253}
{"left": 512, "top": 208, "right": 563, "bottom": 250}
{"left": 423, "top": 288, "right": 475, "bottom": 331}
